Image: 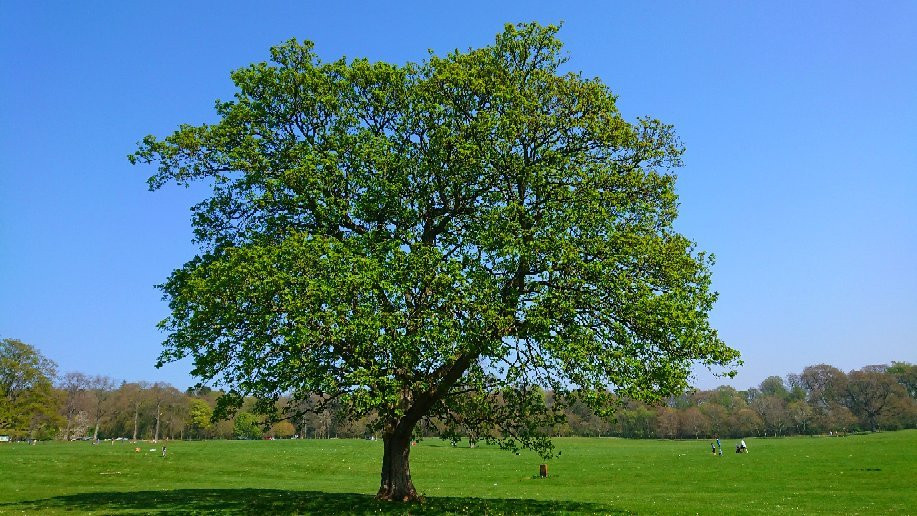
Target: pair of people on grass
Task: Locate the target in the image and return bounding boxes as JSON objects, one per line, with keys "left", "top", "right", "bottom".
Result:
{"left": 710, "top": 436, "right": 723, "bottom": 455}
{"left": 711, "top": 436, "right": 747, "bottom": 455}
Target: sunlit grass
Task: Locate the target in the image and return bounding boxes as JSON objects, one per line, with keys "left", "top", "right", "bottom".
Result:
{"left": 1, "top": 431, "right": 914, "bottom": 514}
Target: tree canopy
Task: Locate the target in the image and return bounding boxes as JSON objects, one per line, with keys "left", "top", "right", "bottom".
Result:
{"left": 131, "top": 22, "right": 740, "bottom": 500}
{"left": 0, "top": 338, "right": 61, "bottom": 438}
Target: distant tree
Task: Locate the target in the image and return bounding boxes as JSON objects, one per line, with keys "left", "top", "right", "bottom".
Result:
{"left": 148, "top": 382, "right": 183, "bottom": 441}
{"left": 886, "top": 362, "right": 917, "bottom": 399}
{"left": 784, "top": 374, "right": 806, "bottom": 402}
{"left": 58, "top": 372, "right": 91, "bottom": 440}
{"left": 164, "top": 388, "right": 189, "bottom": 439}
{"left": 878, "top": 393, "right": 917, "bottom": 430}
{"left": 816, "top": 405, "right": 857, "bottom": 434}
{"left": 751, "top": 395, "right": 789, "bottom": 436}
{"left": 787, "top": 400, "right": 813, "bottom": 435}
{"left": 800, "top": 364, "right": 847, "bottom": 410}
{"left": 186, "top": 385, "right": 213, "bottom": 397}
{"left": 88, "top": 375, "right": 116, "bottom": 441}
{"left": 744, "top": 388, "right": 762, "bottom": 404}
{"left": 666, "top": 393, "right": 694, "bottom": 410}
{"left": 131, "top": 23, "right": 739, "bottom": 500}
{"left": 234, "top": 412, "right": 263, "bottom": 440}
{"left": 269, "top": 420, "right": 296, "bottom": 438}
{"left": 188, "top": 398, "right": 213, "bottom": 439}
{"left": 656, "top": 407, "right": 679, "bottom": 439}
{"left": 566, "top": 399, "right": 610, "bottom": 437}
{"left": 731, "top": 407, "right": 763, "bottom": 437}
{"left": 708, "top": 385, "right": 746, "bottom": 412}
{"left": 0, "top": 338, "right": 62, "bottom": 439}
{"left": 105, "top": 382, "right": 136, "bottom": 438}
{"left": 699, "top": 403, "right": 728, "bottom": 436}
{"left": 845, "top": 369, "right": 902, "bottom": 431}
{"left": 758, "top": 376, "right": 789, "bottom": 400}
{"left": 617, "top": 404, "right": 657, "bottom": 438}
{"left": 679, "top": 406, "right": 710, "bottom": 439}
{"left": 117, "top": 381, "right": 151, "bottom": 440}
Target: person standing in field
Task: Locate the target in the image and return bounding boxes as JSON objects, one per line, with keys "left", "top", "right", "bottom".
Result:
{"left": 716, "top": 436, "right": 722, "bottom": 456}
{"left": 741, "top": 439, "right": 748, "bottom": 453}
{"left": 711, "top": 442, "right": 716, "bottom": 454}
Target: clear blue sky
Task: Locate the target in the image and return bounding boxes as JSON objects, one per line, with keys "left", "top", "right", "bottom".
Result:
{"left": 2, "top": 1, "right": 914, "bottom": 391}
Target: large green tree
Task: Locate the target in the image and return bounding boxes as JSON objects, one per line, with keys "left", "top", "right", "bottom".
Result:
{"left": 0, "top": 338, "right": 62, "bottom": 439}
{"left": 131, "top": 23, "right": 739, "bottom": 501}
{"left": 845, "top": 368, "right": 903, "bottom": 431}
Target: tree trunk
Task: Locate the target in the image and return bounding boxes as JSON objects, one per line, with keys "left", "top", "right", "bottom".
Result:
{"left": 376, "top": 434, "right": 419, "bottom": 502}
{"left": 132, "top": 404, "right": 139, "bottom": 440}
{"left": 154, "top": 402, "right": 162, "bottom": 442}
{"left": 92, "top": 420, "right": 100, "bottom": 441}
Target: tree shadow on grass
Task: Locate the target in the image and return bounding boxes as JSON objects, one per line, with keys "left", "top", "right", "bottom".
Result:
{"left": 3, "top": 488, "right": 627, "bottom": 515}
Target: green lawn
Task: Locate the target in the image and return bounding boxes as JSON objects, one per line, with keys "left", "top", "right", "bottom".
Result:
{"left": 1, "top": 431, "right": 914, "bottom": 514}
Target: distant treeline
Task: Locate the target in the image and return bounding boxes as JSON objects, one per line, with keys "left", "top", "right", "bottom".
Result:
{"left": 2, "top": 338, "right": 915, "bottom": 440}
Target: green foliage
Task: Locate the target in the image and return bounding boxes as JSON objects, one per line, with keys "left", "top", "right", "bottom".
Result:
{"left": 188, "top": 398, "right": 213, "bottom": 437}
{"left": 845, "top": 369, "right": 904, "bottom": 431}
{"left": 0, "top": 338, "right": 62, "bottom": 438}
{"left": 233, "top": 412, "right": 263, "bottom": 440}
{"left": 887, "top": 361, "right": 917, "bottom": 399}
{"left": 131, "top": 22, "right": 739, "bottom": 457}
{"left": 269, "top": 420, "right": 296, "bottom": 438}
{"left": 759, "top": 375, "right": 789, "bottom": 399}
{"left": 1, "top": 433, "right": 916, "bottom": 514}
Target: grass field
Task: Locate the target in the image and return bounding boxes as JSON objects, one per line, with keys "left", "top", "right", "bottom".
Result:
{"left": 1, "top": 431, "right": 914, "bottom": 514}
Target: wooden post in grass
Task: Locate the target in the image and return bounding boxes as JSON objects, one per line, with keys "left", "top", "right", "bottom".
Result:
{"left": 540, "top": 464, "right": 548, "bottom": 478}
